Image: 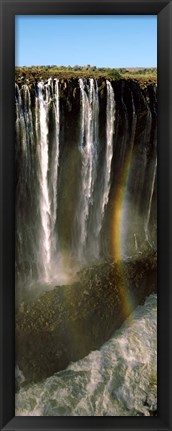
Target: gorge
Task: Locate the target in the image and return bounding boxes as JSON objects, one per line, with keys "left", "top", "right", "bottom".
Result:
{"left": 15, "top": 75, "right": 157, "bottom": 384}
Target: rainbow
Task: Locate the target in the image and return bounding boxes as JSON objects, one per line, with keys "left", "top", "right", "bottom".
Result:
{"left": 112, "top": 149, "right": 136, "bottom": 320}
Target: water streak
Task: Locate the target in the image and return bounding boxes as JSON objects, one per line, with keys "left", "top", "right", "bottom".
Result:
{"left": 144, "top": 157, "right": 157, "bottom": 243}
{"left": 120, "top": 89, "right": 137, "bottom": 257}
{"left": 77, "top": 78, "right": 99, "bottom": 261}
{"left": 94, "top": 80, "right": 115, "bottom": 256}
{"left": 34, "top": 80, "right": 60, "bottom": 280}
{"left": 37, "top": 82, "right": 51, "bottom": 280}
{"left": 49, "top": 79, "right": 60, "bottom": 257}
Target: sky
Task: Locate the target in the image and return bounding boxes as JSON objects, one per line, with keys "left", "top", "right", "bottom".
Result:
{"left": 15, "top": 15, "right": 157, "bottom": 68}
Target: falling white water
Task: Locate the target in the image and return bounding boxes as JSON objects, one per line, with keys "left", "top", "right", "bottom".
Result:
{"left": 88, "top": 80, "right": 115, "bottom": 260}
{"left": 97, "top": 81, "right": 115, "bottom": 240}
{"left": 120, "top": 82, "right": 129, "bottom": 166}
{"left": 144, "top": 157, "right": 157, "bottom": 243}
{"left": 139, "top": 99, "right": 153, "bottom": 246}
{"left": 16, "top": 84, "right": 33, "bottom": 155}
{"left": 102, "top": 81, "right": 115, "bottom": 215}
{"left": 15, "top": 84, "right": 36, "bottom": 281}
{"left": 144, "top": 86, "right": 157, "bottom": 245}
{"left": 15, "top": 84, "right": 35, "bottom": 187}
{"left": 52, "top": 80, "right": 60, "bottom": 225}
{"left": 50, "top": 79, "right": 60, "bottom": 253}
{"left": 120, "top": 90, "right": 137, "bottom": 256}
{"left": 130, "top": 91, "right": 137, "bottom": 152}
{"left": 15, "top": 78, "right": 157, "bottom": 287}
{"left": 77, "top": 78, "right": 99, "bottom": 261}
{"left": 15, "top": 84, "right": 28, "bottom": 153}
{"left": 35, "top": 80, "right": 61, "bottom": 281}
{"left": 23, "top": 85, "right": 35, "bottom": 171}
{"left": 37, "top": 82, "right": 52, "bottom": 280}
{"left": 15, "top": 83, "right": 20, "bottom": 115}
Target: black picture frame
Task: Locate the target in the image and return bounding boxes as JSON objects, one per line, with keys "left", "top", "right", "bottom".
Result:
{"left": 0, "top": 0, "right": 172, "bottom": 430}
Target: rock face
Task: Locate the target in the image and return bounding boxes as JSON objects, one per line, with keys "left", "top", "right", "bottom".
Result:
{"left": 15, "top": 77, "right": 157, "bottom": 285}
{"left": 16, "top": 253, "right": 157, "bottom": 383}
{"left": 15, "top": 76, "right": 157, "bottom": 384}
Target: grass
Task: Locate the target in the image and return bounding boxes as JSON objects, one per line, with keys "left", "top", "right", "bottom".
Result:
{"left": 15, "top": 65, "right": 157, "bottom": 87}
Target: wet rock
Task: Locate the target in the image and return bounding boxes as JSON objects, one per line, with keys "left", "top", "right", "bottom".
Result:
{"left": 16, "top": 253, "right": 157, "bottom": 383}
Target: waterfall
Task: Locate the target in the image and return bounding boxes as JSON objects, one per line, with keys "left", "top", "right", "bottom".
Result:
{"left": 144, "top": 157, "right": 157, "bottom": 244}
{"left": 100, "top": 81, "right": 115, "bottom": 223}
{"left": 35, "top": 80, "right": 61, "bottom": 281}
{"left": 15, "top": 84, "right": 28, "bottom": 153}
{"left": 126, "top": 90, "right": 152, "bottom": 255}
{"left": 144, "top": 90, "right": 157, "bottom": 247}
{"left": 15, "top": 84, "right": 37, "bottom": 281}
{"left": 120, "top": 89, "right": 137, "bottom": 256}
{"left": 77, "top": 78, "right": 99, "bottom": 262}
{"left": 36, "top": 82, "right": 52, "bottom": 280}
{"left": 130, "top": 90, "right": 137, "bottom": 152}
{"left": 15, "top": 77, "right": 157, "bottom": 289}
{"left": 15, "top": 83, "right": 34, "bottom": 160}
{"left": 48, "top": 79, "right": 60, "bottom": 257}
{"left": 92, "top": 80, "right": 115, "bottom": 258}
{"left": 51, "top": 79, "right": 60, "bottom": 229}
{"left": 130, "top": 91, "right": 138, "bottom": 251}
{"left": 120, "top": 81, "right": 129, "bottom": 167}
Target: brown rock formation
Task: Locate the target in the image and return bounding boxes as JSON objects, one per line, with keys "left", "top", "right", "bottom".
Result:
{"left": 16, "top": 253, "right": 157, "bottom": 383}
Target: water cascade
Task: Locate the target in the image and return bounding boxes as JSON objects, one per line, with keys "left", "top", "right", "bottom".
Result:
{"left": 77, "top": 78, "right": 99, "bottom": 262}
{"left": 120, "top": 89, "right": 137, "bottom": 256}
{"left": 15, "top": 76, "right": 157, "bottom": 414}
{"left": 35, "top": 79, "right": 60, "bottom": 281}
{"left": 15, "top": 78, "right": 157, "bottom": 288}
{"left": 37, "top": 82, "right": 52, "bottom": 280}
{"left": 91, "top": 80, "right": 115, "bottom": 258}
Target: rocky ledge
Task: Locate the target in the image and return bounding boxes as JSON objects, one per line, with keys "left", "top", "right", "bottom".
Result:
{"left": 16, "top": 252, "right": 157, "bottom": 384}
{"left": 15, "top": 66, "right": 157, "bottom": 90}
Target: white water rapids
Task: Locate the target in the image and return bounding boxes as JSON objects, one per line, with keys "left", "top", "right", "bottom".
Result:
{"left": 16, "top": 293, "right": 157, "bottom": 416}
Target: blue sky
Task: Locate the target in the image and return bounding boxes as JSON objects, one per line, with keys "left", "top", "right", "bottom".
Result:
{"left": 15, "top": 15, "right": 157, "bottom": 68}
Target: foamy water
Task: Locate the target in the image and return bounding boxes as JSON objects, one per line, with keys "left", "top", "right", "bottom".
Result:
{"left": 16, "top": 293, "right": 157, "bottom": 416}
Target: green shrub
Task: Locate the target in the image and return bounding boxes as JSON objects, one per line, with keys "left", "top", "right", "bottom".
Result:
{"left": 108, "top": 69, "right": 121, "bottom": 80}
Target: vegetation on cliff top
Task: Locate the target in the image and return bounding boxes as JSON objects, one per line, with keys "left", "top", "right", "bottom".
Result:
{"left": 15, "top": 65, "right": 157, "bottom": 87}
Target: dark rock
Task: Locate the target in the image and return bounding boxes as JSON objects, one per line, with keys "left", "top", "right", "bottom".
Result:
{"left": 16, "top": 253, "right": 157, "bottom": 383}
